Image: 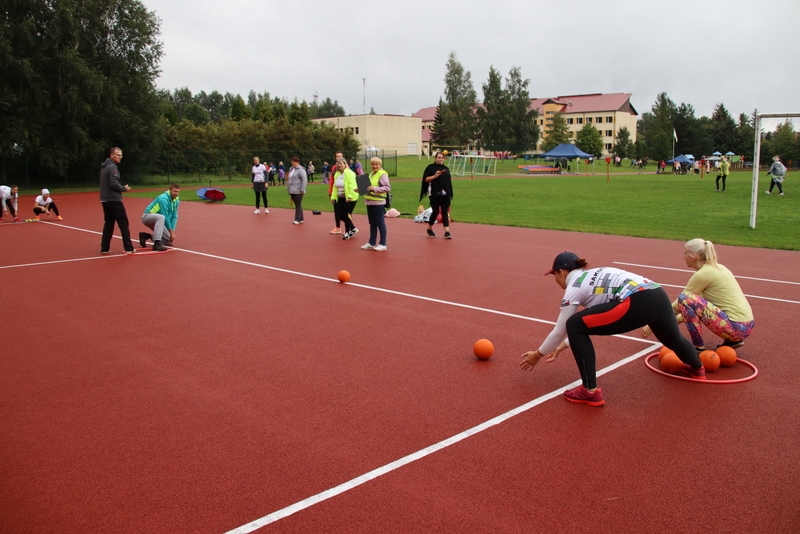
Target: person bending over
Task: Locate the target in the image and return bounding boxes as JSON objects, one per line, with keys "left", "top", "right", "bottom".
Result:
{"left": 139, "top": 183, "right": 180, "bottom": 251}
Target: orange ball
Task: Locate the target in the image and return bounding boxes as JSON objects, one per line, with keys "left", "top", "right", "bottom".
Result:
{"left": 337, "top": 270, "right": 351, "bottom": 283}
{"left": 699, "top": 350, "right": 720, "bottom": 372}
{"left": 660, "top": 352, "right": 683, "bottom": 374}
{"left": 716, "top": 346, "right": 738, "bottom": 367}
{"left": 658, "top": 346, "right": 672, "bottom": 362}
{"left": 473, "top": 339, "right": 494, "bottom": 360}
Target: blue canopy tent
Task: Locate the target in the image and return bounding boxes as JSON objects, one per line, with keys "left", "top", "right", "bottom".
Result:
{"left": 666, "top": 154, "right": 693, "bottom": 164}
{"left": 538, "top": 144, "right": 593, "bottom": 159}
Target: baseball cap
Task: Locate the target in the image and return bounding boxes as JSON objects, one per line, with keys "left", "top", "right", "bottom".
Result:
{"left": 42, "top": 188, "right": 50, "bottom": 195}
{"left": 545, "top": 251, "right": 580, "bottom": 276}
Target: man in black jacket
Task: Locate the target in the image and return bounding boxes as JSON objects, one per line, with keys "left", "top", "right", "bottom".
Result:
{"left": 99, "top": 147, "right": 135, "bottom": 254}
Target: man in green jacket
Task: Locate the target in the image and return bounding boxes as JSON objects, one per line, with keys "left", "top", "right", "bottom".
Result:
{"left": 139, "top": 183, "right": 180, "bottom": 251}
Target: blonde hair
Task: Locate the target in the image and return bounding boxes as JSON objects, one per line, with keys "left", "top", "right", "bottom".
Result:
{"left": 370, "top": 156, "right": 382, "bottom": 167}
{"left": 685, "top": 238, "right": 718, "bottom": 266}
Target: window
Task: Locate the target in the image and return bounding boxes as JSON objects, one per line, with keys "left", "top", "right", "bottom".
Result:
{"left": 605, "top": 143, "right": 612, "bottom": 150}
{"left": 540, "top": 119, "right": 544, "bottom": 125}
{"left": 587, "top": 117, "right": 592, "bottom": 123}
{"left": 606, "top": 116, "right": 613, "bottom": 123}
{"left": 605, "top": 130, "right": 613, "bottom": 137}
{"left": 545, "top": 111, "right": 554, "bottom": 115}
{"left": 577, "top": 118, "right": 583, "bottom": 124}
{"left": 596, "top": 117, "right": 603, "bottom": 123}
{"left": 567, "top": 118, "right": 574, "bottom": 124}
{"left": 355, "top": 127, "right": 359, "bottom": 134}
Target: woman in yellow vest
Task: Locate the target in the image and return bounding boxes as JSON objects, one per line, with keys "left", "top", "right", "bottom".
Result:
{"left": 329, "top": 157, "right": 359, "bottom": 239}
{"left": 360, "top": 157, "right": 391, "bottom": 251}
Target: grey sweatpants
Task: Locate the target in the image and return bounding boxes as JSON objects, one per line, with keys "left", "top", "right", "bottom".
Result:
{"left": 141, "top": 213, "right": 172, "bottom": 244}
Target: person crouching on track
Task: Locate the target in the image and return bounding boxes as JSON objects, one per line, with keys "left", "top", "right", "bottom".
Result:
{"left": 33, "top": 189, "right": 63, "bottom": 220}
{"left": 520, "top": 252, "right": 706, "bottom": 407}
{"left": 139, "top": 183, "right": 180, "bottom": 251}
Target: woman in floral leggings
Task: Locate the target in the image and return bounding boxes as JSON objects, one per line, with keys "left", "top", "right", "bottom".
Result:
{"left": 643, "top": 238, "right": 754, "bottom": 350}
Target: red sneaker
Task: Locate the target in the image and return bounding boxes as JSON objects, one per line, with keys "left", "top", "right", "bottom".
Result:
{"left": 564, "top": 385, "right": 605, "bottom": 406}
{"left": 680, "top": 364, "right": 707, "bottom": 380}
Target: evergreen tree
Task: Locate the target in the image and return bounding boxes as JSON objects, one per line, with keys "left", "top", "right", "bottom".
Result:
{"left": 574, "top": 123, "right": 603, "bottom": 158}
{"left": 430, "top": 98, "right": 451, "bottom": 148}
{"left": 612, "top": 126, "right": 633, "bottom": 159}
{"left": 708, "top": 103, "right": 738, "bottom": 153}
{"left": 504, "top": 67, "right": 539, "bottom": 153}
{"left": 441, "top": 52, "right": 477, "bottom": 147}
{"left": 230, "top": 95, "right": 250, "bottom": 121}
{"left": 540, "top": 113, "right": 572, "bottom": 152}
{"left": 477, "top": 66, "right": 506, "bottom": 150}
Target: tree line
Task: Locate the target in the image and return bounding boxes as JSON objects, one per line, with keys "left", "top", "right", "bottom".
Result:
{"left": 428, "top": 54, "right": 798, "bottom": 164}
{"left": 0, "top": 0, "right": 359, "bottom": 185}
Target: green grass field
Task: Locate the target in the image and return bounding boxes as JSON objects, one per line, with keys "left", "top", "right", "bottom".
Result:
{"left": 44, "top": 155, "right": 798, "bottom": 251}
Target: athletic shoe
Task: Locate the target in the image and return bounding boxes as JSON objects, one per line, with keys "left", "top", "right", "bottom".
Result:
{"left": 57, "top": 216, "right": 63, "bottom": 221}
{"left": 680, "top": 364, "right": 707, "bottom": 380}
{"left": 563, "top": 386, "right": 605, "bottom": 406}
{"left": 444, "top": 232, "right": 452, "bottom": 239}
{"left": 292, "top": 221, "right": 300, "bottom": 225}
{"left": 330, "top": 228, "right": 342, "bottom": 234}
{"left": 14, "top": 217, "right": 21, "bottom": 222}
{"left": 765, "top": 191, "right": 770, "bottom": 194}
{"left": 361, "top": 243, "right": 376, "bottom": 249}
{"left": 254, "top": 209, "right": 260, "bottom": 214}
{"left": 152, "top": 241, "right": 167, "bottom": 252}
{"left": 350, "top": 227, "right": 358, "bottom": 236}
{"left": 123, "top": 250, "right": 136, "bottom": 255}
{"left": 374, "top": 244, "right": 387, "bottom": 251}
{"left": 264, "top": 209, "right": 269, "bottom": 213}
{"left": 343, "top": 230, "right": 352, "bottom": 240}
{"left": 427, "top": 228, "right": 436, "bottom": 238}
{"left": 101, "top": 251, "right": 110, "bottom": 255}
{"left": 139, "top": 232, "right": 150, "bottom": 248}
{"left": 779, "top": 192, "right": 784, "bottom": 196}
{"left": 717, "top": 339, "right": 744, "bottom": 349}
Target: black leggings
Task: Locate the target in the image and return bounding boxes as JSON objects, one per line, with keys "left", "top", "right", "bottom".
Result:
{"left": 429, "top": 195, "right": 451, "bottom": 227}
{"left": 254, "top": 190, "right": 267, "bottom": 208}
{"left": 566, "top": 287, "right": 700, "bottom": 389}
{"left": 334, "top": 197, "right": 356, "bottom": 233}
{"left": 715, "top": 175, "right": 727, "bottom": 191}
{"left": 769, "top": 179, "right": 783, "bottom": 193}
{"left": 34, "top": 202, "right": 60, "bottom": 216}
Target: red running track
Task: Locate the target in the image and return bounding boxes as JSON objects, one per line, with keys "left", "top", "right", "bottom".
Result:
{"left": 1, "top": 191, "right": 799, "bottom": 533}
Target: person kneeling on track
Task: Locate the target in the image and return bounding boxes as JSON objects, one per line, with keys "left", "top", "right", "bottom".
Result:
{"left": 520, "top": 252, "right": 706, "bottom": 407}
{"left": 139, "top": 183, "right": 180, "bottom": 252}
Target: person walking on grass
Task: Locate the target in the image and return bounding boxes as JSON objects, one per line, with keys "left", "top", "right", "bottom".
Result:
{"left": 765, "top": 155, "right": 786, "bottom": 195}
{"left": 360, "top": 157, "right": 390, "bottom": 251}
{"left": 139, "top": 183, "right": 180, "bottom": 251}
{"left": 419, "top": 151, "right": 453, "bottom": 239}
{"left": 520, "top": 252, "right": 706, "bottom": 407}
{"left": 99, "top": 147, "right": 135, "bottom": 254}
{"left": 716, "top": 156, "right": 730, "bottom": 192}
{"left": 251, "top": 156, "right": 269, "bottom": 214}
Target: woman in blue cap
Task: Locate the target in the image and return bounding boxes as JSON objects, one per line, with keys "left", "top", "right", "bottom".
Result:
{"left": 520, "top": 251, "right": 705, "bottom": 406}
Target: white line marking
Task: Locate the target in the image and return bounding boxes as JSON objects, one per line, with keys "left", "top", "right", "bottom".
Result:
{"left": 614, "top": 261, "right": 800, "bottom": 285}
{"left": 0, "top": 254, "right": 124, "bottom": 269}
{"left": 224, "top": 344, "right": 656, "bottom": 533}
{"left": 655, "top": 283, "right": 800, "bottom": 305}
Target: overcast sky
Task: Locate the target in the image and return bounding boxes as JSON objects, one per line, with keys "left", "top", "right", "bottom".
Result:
{"left": 144, "top": 0, "right": 798, "bottom": 126}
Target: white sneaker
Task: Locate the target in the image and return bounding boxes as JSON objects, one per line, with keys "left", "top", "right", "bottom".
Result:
{"left": 292, "top": 221, "right": 300, "bottom": 225}
{"left": 361, "top": 243, "right": 375, "bottom": 250}
{"left": 765, "top": 191, "right": 770, "bottom": 195}
{"left": 374, "top": 245, "right": 387, "bottom": 251}
{"left": 254, "top": 209, "right": 260, "bottom": 214}
{"left": 779, "top": 192, "right": 784, "bottom": 196}
{"left": 264, "top": 208, "right": 269, "bottom": 213}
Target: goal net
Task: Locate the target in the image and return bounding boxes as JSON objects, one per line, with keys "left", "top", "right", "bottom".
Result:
{"left": 750, "top": 112, "right": 800, "bottom": 228}
{"left": 448, "top": 154, "right": 498, "bottom": 177}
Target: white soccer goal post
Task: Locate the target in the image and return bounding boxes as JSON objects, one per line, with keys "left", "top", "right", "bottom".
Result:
{"left": 449, "top": 154, "right": 498, "bottom": 177}
{"left": 750, "top": 112, "right": 800, "bottom": 229}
